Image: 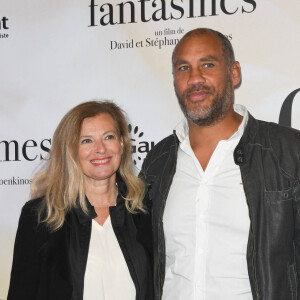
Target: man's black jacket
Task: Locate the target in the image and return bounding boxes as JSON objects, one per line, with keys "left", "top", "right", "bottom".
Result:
{"left": 141, "top": 113, "right": 300, "bottom": 300}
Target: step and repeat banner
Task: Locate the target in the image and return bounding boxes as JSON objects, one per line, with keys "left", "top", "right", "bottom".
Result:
{"left": 0, "top": 0, "right": 299, "bottom": 298}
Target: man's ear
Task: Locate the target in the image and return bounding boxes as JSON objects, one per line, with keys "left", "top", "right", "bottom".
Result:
{"left": 231, "top": 61, "right": 241, "bottom": 87}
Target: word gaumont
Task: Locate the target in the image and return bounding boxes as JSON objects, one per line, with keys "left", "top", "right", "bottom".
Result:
{"left": 89, "top": 0, "right": 257, "bottom": 26}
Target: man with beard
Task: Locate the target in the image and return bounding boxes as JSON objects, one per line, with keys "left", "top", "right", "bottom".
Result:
{"left": 140, "top": 28, "right": 300, "bottom": 300}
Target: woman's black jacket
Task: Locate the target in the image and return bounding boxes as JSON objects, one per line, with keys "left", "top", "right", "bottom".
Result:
{"left": 7, "top": 179, "right": 153, "bottom": 300}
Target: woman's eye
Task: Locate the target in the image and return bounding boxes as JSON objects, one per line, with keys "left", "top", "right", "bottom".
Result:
{"left": 105, "top": 134, "right": 115, "bottom": 140}
{"left": 81, "top": 138, "right": 92, "bottom": 144}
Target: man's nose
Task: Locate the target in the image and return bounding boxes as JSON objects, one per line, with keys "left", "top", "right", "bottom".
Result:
{"left": 188, "top": 67, "right": 206, "bottom": 86}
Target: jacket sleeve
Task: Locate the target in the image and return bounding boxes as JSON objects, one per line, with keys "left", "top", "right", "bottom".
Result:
{"left": 7, "top": 200, "right": 48, "bottom": 300}
{"left": 294, "top": 183, "right": 300, "bottom": 298}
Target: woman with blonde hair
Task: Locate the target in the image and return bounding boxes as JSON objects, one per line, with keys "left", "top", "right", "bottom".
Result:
{"left": 8, "top": 101, "right": 153, "bottom": 300}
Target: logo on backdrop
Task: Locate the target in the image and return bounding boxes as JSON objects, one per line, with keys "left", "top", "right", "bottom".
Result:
{"left": 128, "top": 124, "right": 155, "bottom": 170}
{"left": 0, "top": 16, "right": 9, "bottom": 39}
{"left": 0, "top": 139, "right": 51, "bottom": 162}
{"left": 278, "top": 88, "right": 300, "bottom": 128}
{"left": 0, "top": 138, "right": 50, "bottom": 185}
{"left": 88, "top": 0, "right": 257, "bottom": 26}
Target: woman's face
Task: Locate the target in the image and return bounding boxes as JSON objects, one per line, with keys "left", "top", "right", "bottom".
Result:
{"left": 78, "top": 113, "right": 123, "bottom": 185}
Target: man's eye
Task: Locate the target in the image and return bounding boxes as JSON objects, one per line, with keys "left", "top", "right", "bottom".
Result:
{"left": 178, "top": 65, "right": 189, "bottom": 71}
{"left": 204, "top": 63, "right": 214, "bottom": 68}
{"left": 81, "top": 138, "right": 92, "bottom": 144}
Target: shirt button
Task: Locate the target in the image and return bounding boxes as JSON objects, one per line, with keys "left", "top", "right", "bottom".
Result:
{"left": 200, "top": 181, "right": 207, "bottom": 187}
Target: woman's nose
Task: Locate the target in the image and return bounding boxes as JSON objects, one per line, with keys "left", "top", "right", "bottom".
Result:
{"left": 95, "top": 140, "right": 106, "bottom": 154}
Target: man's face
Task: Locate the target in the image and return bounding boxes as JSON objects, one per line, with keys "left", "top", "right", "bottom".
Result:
{"left": 173, "top": 33, "right": 239, "bottom": 126}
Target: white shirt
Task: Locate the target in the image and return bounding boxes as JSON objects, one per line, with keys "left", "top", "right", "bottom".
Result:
{"left": 83, "top": 217, "right": 135, "bottom": 300}
{"left": 163, "top": 104, "right": 252, "bottom": 300}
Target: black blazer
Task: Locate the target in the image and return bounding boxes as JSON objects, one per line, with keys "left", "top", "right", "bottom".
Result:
{"left": 7, "top": 180, "right": 153, "bottom": 300}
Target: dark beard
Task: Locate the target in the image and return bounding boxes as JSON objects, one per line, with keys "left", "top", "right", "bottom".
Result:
{"left": 176, "top": 77, "right": 234, "bottom": 127}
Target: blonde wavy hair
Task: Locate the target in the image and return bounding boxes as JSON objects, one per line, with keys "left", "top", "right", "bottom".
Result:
{"left": 31, "top": 100, "right": 145, "bottom": 232}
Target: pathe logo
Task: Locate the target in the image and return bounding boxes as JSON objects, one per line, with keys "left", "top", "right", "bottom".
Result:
{"left": 128, "top": 124, "right": 155, "bottom": 169}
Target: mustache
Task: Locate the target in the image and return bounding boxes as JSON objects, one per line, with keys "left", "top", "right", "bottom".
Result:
{"left": 183, "top": 84, "right": 214, "bottom": 98}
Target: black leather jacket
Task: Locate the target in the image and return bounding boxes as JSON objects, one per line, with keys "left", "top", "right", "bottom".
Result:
{"left": 141, "top": 113, "right": 300, "bottom": 300}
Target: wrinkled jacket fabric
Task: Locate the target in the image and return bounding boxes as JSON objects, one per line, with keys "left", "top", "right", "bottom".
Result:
{"left": 141, "top": 113, "right": 300, "bottom": 300}
{"left": 8, "top": 178, "right": 153, "bottom": 300}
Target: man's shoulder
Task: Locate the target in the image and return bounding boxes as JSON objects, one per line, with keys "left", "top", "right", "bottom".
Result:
{"left": 150, "top": 133, "right": 177, "bottom": 153}
{"left": 146, "top": 133, "right": 177, "bottom": 160}
{"left": 141, "top": 133, "right": 178, "bottom": 171}
{"left": 268, "top": 121, "right": 300, "bottom": 135}
{"left": 252, "top": 118, "right": 300, "bottom": 171}
{"left": 256, "top": 118, "right": 300, "bottom": 144}
{"left": 247, "top": 114, "right": 299, "bottom": 144}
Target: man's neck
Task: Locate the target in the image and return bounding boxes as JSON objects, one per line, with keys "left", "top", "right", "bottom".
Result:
{"left": 188, "top": 108, "right": 243, "bottom": 170}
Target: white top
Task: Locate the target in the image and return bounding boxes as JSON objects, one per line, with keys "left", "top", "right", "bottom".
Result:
{"left": 83, "top": 216, "right": 135, "bottom": 300}
{"left": 163, "top": 104, "right": 252, "bottom": 300}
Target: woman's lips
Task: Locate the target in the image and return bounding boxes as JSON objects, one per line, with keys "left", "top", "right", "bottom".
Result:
{"left": 90, "top": 157, "right": 111, "bottom": 165}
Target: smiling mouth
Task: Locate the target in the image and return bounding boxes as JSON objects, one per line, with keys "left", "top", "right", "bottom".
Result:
{"left": 187, "top": 90, "right": 211, "bottom": 101}
{"left": 90, "top": 158, "right": 111, "bottom": 165}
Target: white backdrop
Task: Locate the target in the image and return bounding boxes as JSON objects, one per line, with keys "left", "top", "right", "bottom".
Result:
{"left": 0, "top": 0, "right": 300, "bottom": 298}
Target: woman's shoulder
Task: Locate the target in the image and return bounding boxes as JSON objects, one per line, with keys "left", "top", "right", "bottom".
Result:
{"left": 21, "top": 197, "right": 44, "bottom": 215}
{"left": 17, "top": 197, "right": 47, "bottom": 230}
{"left": 14, "top": 197, "right": 50, "bottom": 245}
